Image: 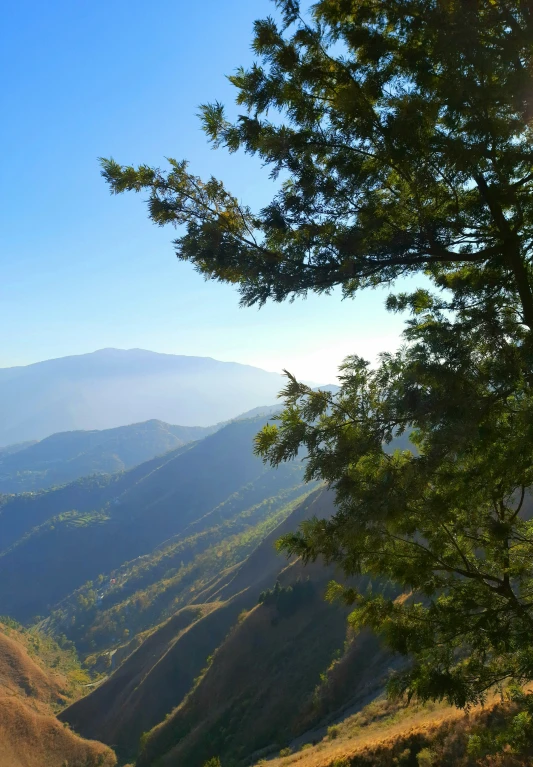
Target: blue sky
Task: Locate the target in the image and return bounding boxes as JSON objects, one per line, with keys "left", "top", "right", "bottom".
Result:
{"left": 1, "top": 0, "right": 406, "bottom": 382}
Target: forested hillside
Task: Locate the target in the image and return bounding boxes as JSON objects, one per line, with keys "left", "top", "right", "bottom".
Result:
{"left": 0, "top": 414, "right": 433, "bottom": 767}
{"left": 46, "top": 476, "right": 310, "bottom": 657}
{"left": 60, "top": 490, "right": 340, "bottom": 759}
{"left": 0, "top": 416, "right": 310, "bottom": 622}
{"left": 4, "top": 414, "right": 525, "bottom": 767}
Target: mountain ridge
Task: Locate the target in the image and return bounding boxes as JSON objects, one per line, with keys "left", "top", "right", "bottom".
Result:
{"left": 0, "top": 418, "right": 219, "bottom": 494}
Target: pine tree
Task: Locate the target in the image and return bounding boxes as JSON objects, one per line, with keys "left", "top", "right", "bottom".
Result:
{"left": 101, "top": 0, "right": 533, "bottom": 708}
{"left": 101, "top": 0, "right": 533, "bottom": 330}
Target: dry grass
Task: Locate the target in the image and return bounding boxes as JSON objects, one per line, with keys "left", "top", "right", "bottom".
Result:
{"left": 0, "top": 694, "right": 116, "bottom": 767}
{"left": 0, "top": 620, "right": 90, "bottom": 706}
{"left": 257, "top": 697, "right": 459, "bottom": 767}
{"left": 0, "top": 620, "right": 117, "bottom": 766}
{"left": 256, "top": 695, "right": 533, "bottom": 767}
{"left": 0, "top": 620, "right": 93, "bottom": 716}
{"left": 138, "top": 572, "right": 350, "bottom": 767}
{"left": 59, "top": 600, "right": 236, "bottom": 758}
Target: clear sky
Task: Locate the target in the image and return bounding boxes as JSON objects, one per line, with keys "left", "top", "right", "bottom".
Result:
{"left": 1, "top": 0, "right": 406, "bottom": 383}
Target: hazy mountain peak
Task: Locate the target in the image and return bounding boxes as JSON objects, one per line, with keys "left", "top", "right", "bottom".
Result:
{"left": 0, "top": 349, "right": 285, "bottom": 446}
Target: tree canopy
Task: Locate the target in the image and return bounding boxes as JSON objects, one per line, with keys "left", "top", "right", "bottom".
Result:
{"left": 257, "top": 310, "right": 533, "bottom": 706}
{"left": 102, "top": 0, "right": 533, "bottom": 328}
{"left": 102, "top": 0, "right": 533, "bottom": 715}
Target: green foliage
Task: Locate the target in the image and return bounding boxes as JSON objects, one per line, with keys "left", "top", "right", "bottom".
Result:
{"left": 0, "top": 614, "right": 21, "bottom": 630}
{"left": 101, "top": 1, "right": 533, "bottom": 329}
{"left": 416, "top": 748, "right": 435, "bottom": 767}
{"left": 394, "top": 749, "right": 412, "bottom": 766}
{"left": 47, "top": 482, "right": 312, "bottom": 655}
{"left": 467, "top": 688, "right": 533, "bottom": 758}
{"left": 259, "top": 318, "right": 533, "bottom": 706}
{"left": 202, "top": 758, "right": 221, "bottom": 767}
{"left": 139, "top": 732, "right": 151, "bottom": 753}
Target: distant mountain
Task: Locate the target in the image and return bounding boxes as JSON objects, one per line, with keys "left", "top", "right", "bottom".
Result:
{"left": 0, "top": 348, "right": 289, "bottom": 446}
{"left": 0, "top": 419, "right": 218, "bottom": 494}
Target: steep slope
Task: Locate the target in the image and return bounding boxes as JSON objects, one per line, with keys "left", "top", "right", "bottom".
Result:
{"left": 61, "top": 598, "right": 248, "bottom": 758}
{"left": 0, "top": 629, "right": 72, "bottom": 711}
{"left": 137, "top": 568, "right": 350, "bottom": 767}
{"left": 0, "top": 418, "right": 217, "bottom": 494}
{"left": 47, "top": 474, "right": 311, "bottom": 656}
{"left": 133, "top": 499, "right": 392, "bottom": 767}
{"left": 0, "top": 618, "right": 93, "bottom": 712}
{"left": 0, "top": 621, "right": 116, "bottom": 767}
{"left": 0, "top": 698, "right": 116, "bottom": 767}
{"left": 59, "top": 490, "right": 335, "bottom": 759}
{"left": 0, "top": 347, "right": 286, "bottom": 445}
{"left": 0, "top": 417, "right": 305, "bottom": 621}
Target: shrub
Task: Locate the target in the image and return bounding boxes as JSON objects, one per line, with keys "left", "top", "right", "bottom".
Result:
{"left": 139, "top": 731, "right": 151, "bottom": 752}
{"left": 327, "top": 725, "right": 340, "bottom": 740}
{"left": 416, "top": 748, "right": 435, "bottom": 767}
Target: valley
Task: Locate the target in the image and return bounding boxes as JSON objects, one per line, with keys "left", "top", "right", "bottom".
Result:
{"left": 0, "top": 360, "right": 528, "bottom": 767}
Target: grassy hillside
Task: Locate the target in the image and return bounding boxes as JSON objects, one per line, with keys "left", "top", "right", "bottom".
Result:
{"left": 250, "top": 694, "right": 533, "bottom": 767}
{"left": 0, "top": 417, "right": 303, "bottom": 621}
{"left": 60, "top": 598, "right": 248, "bottom": 758}
{"left": 137, "top": 568, "right": 350, "bottom": 767}
{"left": 0, "top": 407, "right": 524, "bottom": 767}
{"left": 0, "top": 697, "right": 116, "bottom": 767}
{"left": 60, "top": 491, "right": 339, "bottom": 760}
{"left": 0, "top": 619, "right": 116, "bottom": 767}
{"left": 0, "top": 418, "right": 217, "bottom": 493}
{"left": 0, "top": 618, "right": 91, "bottom": 709}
